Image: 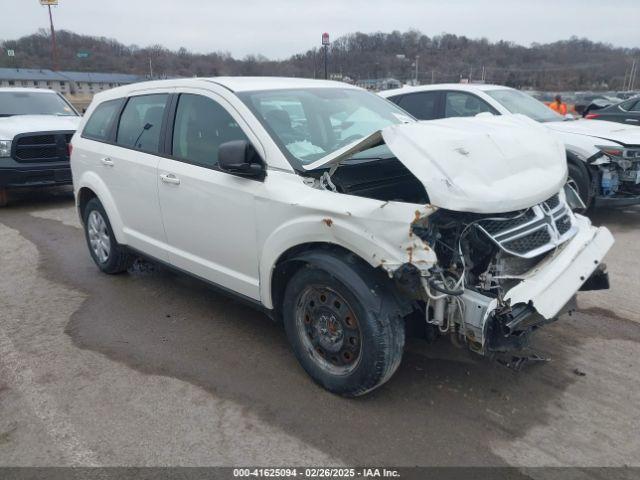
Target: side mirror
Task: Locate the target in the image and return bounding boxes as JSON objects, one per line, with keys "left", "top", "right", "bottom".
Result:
{"left": 218, "top": 140, "right": 265, "bottom": 180}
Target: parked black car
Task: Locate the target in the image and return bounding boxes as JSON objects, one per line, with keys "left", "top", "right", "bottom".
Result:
{"left": 585, "top": 97, "right": 640, "bottom": 126}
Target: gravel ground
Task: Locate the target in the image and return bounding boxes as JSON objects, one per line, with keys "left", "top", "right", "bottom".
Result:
{"left": 0, "top": 188, "right": 639, "bottom": 476}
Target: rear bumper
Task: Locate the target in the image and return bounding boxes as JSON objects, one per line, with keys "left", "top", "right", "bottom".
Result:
{"left": 0, "top": 161, "right": 72, "bottom": 189}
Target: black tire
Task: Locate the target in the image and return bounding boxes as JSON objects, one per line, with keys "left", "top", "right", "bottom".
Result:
{"left": 82, "top": 197, "right": 132, "bottom": 274}
{"left": 282, "top": 256, "right": 405, "bottom": 397}
{"left": 567, "top": 160, "right": 592, "bottom": 210}
{"left": 0, "top": 188, "right": 8, "bottom": 207}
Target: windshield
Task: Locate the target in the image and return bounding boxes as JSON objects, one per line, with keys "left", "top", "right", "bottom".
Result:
{"left": 238, "top": 88, "right": 414, "bottom": 168}
{"left": 486, "top": 89, "right": 563, "bottom": 123}
{"left": 0, "top": 91, "right": 78, "bottom": 117}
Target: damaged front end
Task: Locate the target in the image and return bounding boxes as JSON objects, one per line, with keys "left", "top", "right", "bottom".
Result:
{"left": 590, "top": 146, "right": 640, "bottom": 207}
{"left": 396, "top": 189, "right": 613, "bottom": 356}
{"left": 302, "top": 116, "right": 614, "bottom": 357}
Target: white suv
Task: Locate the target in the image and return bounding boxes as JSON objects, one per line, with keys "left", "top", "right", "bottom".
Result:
{"left": 71, "top": 77, "right": 613, "bottom": 396}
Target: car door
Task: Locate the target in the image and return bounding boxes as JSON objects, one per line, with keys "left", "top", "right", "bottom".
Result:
{"left": 622, "top": 100, "right": 640, "bottom": 126}
{"left": 594, "top": 99, "right": 640, "bottom": 125}
{"left": 157, "top": 90, "right": 264, "bottom": 300}
{"left": 99, "top": 92, "right": 171, "bottom": 260}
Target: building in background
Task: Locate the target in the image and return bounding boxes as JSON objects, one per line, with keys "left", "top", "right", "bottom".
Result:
{"left": 0, "top": 68, "right": 143, "bottom": 110}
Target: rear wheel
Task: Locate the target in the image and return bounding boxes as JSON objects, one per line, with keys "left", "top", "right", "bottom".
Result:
{"left": 83, "top": 197, "right": 132, "bottom": 274}
{"left": 282, "top": 258, "right": 405, "bottom": 397}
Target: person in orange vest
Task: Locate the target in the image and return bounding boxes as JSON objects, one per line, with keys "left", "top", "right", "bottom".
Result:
{"left": 549, "top": 94, "right": 568, "bottom": 115}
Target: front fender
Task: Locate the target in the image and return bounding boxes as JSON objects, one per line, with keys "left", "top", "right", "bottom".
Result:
{"left": 258, "top": 205, "right": 438, "bottom": 309}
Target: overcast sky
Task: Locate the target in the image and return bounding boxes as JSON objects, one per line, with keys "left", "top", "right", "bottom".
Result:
{"left": 5, "top": 0, "right": 640, "bottom": 59}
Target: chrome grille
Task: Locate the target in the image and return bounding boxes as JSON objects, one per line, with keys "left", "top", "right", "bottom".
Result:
{"left": 476, "top": 193, "right": 577, "bottom": 259}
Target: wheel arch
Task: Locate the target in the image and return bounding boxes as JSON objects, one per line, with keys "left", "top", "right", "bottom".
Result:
{"left": 75, "top": 172, "right": 126, "bottom": 244}
{"left": 268, "top": 242, "right": 414, "bottom": 321}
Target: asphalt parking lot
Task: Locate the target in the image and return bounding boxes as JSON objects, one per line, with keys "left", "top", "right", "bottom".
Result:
{"left": 1, "top": 188, "right": 639, "bottom": 473}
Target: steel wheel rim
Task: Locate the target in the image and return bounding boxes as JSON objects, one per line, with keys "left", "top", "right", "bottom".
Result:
{"left": 295, "top": 285, "right": 362, "bottom": 376}
{"left": 87, "top": 210, "right": 111, "bottom": 264}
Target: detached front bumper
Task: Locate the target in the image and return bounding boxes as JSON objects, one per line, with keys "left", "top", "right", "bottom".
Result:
{"left": 461, "top": 215, "right": 614, "bottom": 353}
{"left": 593, "top": 195, "right": 640, "bottom": 208}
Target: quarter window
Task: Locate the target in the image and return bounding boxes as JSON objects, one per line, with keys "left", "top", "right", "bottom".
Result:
{"left": 82, "top": 99, "right": 123, "bottom": 141}
{"left": 171, "top": 94, "right": 249, "bottom": 168}
{"left": 445, "top": 92, "right": 496, "bottom": 118}
{"left": 396, "top": 92, "right": 441, "bottom": 120}
{"left": 116, "top": 94, "right": 168, "bottom": 153}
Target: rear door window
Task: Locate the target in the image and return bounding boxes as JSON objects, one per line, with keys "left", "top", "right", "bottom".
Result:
{"left": 444, "top": 91, "right": 496, "bottom": 118}
{"left": 116, "top": 94, "right": 168, "bottom": 153}
{"left": 171, "top": 94, "right": 249, "bottom": 168}
{"left": 82, "top": 99, "right": 123, "bottom": 141}
{"left": 396, "top": 92, "right": 442, "bottom": 120}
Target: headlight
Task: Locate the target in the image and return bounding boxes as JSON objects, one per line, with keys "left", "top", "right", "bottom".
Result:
{"left": 0, "top": 140, "right": 11, "bottom": 157}
{"left": 596, "top": 145, "right": 640, "bottom": 170}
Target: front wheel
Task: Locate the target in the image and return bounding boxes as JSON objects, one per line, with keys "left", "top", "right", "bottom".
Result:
{"left": 83, "top": 197, "right": 132, "bottom": 274}
{"left": 567, "top": 161, "right": 592, "bottom": 210}
{"left": 282, "top": 260, "right": 405, "bottom": 397}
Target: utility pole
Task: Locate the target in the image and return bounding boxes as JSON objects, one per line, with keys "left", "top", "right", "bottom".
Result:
{"left": 149, "top": 58, "right": 154, "bottom": 79}
{"left": 414, "top": 55, "right": 419, "bottom": 85}
{"left": 40, "top": 1, "right": 59, "bottom": 70}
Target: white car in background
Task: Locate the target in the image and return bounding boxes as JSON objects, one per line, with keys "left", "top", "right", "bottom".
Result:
{"left": 71, "top": 77, "right": 612, "bottom": 396}
{"left": 0, "top": 88, "right": 81, "bottom": 206}
{"left": 380, "top": 84, "right": 640, "bottom": 208}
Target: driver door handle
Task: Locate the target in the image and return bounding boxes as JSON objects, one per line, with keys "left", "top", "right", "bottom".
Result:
{"left": 160, "top": 173, "right": 181, "bottom": 185}
{"left": 101, "top": 157, "right": 114, "bottom": 167}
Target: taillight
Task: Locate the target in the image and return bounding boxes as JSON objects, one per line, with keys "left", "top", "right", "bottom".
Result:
{"left": 585, "top": 113, "right": 600, "bottom": 119}
{"left": 68, "top": 143, "right": 73, "bottom": 157}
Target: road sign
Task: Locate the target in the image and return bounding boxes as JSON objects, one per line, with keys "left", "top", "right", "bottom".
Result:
{"left": 322, "top": 32, "right": 330, "bottom": 46}
{"left": 40, "top": 0, "right": 58, "bottom": 5}
{"left": 76, "top": 51, "right": 90, "bottom": 58}
{"left": 7, "top": 49, "right": 15, "bottom": 57}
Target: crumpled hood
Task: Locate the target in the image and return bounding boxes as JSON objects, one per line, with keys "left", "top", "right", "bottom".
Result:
{"left": 305, "top": 114, "right": 567, "bottom": 214}
{"left": 545, "top": 119, "right": 640, "bottom": 146}
{"left": 0, "top": 115, "right": 81, "bottom": 139}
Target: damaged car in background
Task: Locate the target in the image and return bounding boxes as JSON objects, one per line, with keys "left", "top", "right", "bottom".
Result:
{"left": 381, "top": 84, "right": 640, "bottom": 209}
{"left": 71, "top": 78, "right": 613, "bottom": 396}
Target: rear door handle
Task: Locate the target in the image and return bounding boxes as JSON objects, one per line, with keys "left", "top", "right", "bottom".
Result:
{"left": 101, "top": 157, "right": 114, "bottom": 167}
{"left": 160, "top": 173, "right": 181, "bottom": 185}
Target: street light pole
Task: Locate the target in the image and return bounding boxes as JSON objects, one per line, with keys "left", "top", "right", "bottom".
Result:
{"left": 414, "top": 55, "right": 419, "bottom": 85}
{"left": 47, "top": 4, "right": 58, "bottom": 70}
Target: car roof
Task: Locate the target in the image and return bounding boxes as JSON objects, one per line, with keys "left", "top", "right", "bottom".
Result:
{"left": 0, "top": 87, "right": 61, "bottom": 94}
{"left": 379, "top": 83, "right": 513, "bottom": 97}
{"left": 93, "top": 76, "right": 360, "bottom": 103}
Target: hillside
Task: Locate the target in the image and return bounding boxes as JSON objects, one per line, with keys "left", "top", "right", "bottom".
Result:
{"left": 1, "top": 29, "right": 638, "bottom": 90}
